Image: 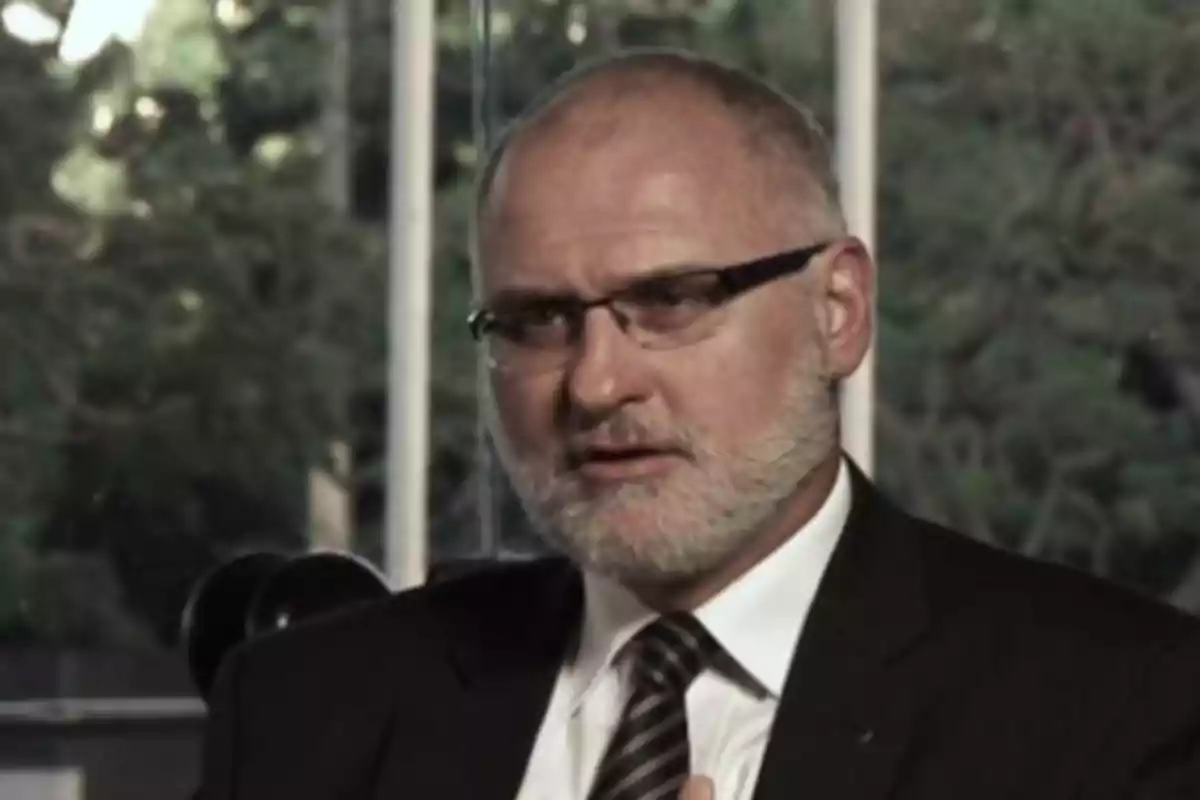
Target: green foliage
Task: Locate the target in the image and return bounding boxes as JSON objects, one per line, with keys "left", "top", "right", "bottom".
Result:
{"left": 2, "top": 0, "right": 1199, "bottom": 647}
{"left": 0, "top": 0, "right": 384, "bottom": 645}
{"left": 871, "top": 0, "right": 1200, "bottom": 600}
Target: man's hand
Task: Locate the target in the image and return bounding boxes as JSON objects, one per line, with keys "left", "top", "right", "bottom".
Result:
{"left": 679, "top": 776, "right": 714, "bottom": 800}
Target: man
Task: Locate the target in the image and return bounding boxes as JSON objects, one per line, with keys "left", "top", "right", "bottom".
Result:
{"left": 198, "top": 49, "right": 1200, "bottom": 800}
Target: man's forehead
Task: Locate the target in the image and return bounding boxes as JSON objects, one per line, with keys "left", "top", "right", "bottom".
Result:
{"left": 484, "top": 109, "right": 767, "bottom": 240}
{"left": 490, "top": 161, "right": 716, "bottom": 227}
{"left": 498, "top": 79, "right": 751, "bottom": 178}
{"left": 477, "top": 221, "right": 726, "bottom": 296}
{"left": 480, "top": 162, "right": 770, "bottom": 278}
{"left": 474, "top": 76, "right": 829, "bottom": 293}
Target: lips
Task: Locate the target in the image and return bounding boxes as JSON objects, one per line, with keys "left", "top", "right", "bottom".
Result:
{"left": 566, "top": 444, "right": 684, "bottom": 481}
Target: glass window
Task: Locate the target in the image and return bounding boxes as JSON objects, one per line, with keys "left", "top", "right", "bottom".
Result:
{"left": 470, "top": 0, "right": 1200, "bottom": 610}
{"left": 872, "top": 0, "right": 1200, "bottom": 605}
{"left": 1, "top": 1, "right": 1196, "bottom": 797}
{"left": 0, "top": 0, "right": 400, "bottom": 796}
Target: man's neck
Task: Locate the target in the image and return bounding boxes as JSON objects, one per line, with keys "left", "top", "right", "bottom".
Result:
{"left": 631, "top": 449, "right": 843, "bottom": 612}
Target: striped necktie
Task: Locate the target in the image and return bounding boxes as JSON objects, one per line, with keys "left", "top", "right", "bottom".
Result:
{"left": 586, "top": 612, "right": 719, "bottom": 800}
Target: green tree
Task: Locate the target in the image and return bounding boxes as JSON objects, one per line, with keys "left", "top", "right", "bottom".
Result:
{"left": 0, "top": 0, "right": 386, "bottom": 645}
{"left": 2, "top": 0, "right": 1198, "bottom": 650}
{"left": 437, "top": 0, "right": 1200, "bottom": 608}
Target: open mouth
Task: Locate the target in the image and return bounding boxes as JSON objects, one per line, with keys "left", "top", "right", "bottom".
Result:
{"left": 567, "top": 446, "right": 683, "bottom": 480}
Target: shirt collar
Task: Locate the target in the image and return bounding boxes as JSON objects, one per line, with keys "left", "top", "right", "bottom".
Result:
{"left": 564, "top": 458, "right": 853, "bottom": 710}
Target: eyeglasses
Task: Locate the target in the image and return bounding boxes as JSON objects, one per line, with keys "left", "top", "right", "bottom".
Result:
{"left": 467, "top": 241, "right": 831, "bottom": 374}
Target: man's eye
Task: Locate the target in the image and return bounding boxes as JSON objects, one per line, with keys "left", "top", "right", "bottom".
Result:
{"left": 622, "top": 276, "right": 724, "bottom": 334}
{"left": 524, "top": 305, "right": 569, "bottom": 324}
{"left": 494, "top": 304, "right": 572, "bottom": 342}
{"left": 643, "top": 286, "right": 695, "bottom": 306}
{"left": 635, "top": 276, "right": 720, "bottom": 308}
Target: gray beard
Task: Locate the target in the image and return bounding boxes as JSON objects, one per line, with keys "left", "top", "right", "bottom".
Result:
{"left": 492, "top": 349, "right": 839, "bottom": 588}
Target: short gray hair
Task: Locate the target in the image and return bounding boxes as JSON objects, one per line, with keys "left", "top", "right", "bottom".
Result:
{"left": 473, "top": 48, "right": 844, "bottom": 237}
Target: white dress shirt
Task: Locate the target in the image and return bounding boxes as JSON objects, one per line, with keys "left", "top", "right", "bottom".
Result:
{"left": 516, "top": 459, "right": 852, "bottom": 800}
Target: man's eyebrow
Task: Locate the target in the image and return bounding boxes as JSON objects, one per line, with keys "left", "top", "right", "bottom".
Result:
{"left": 483, "top": 261, "right": 723, "bottom": 307}
{"left": 628, "top": 261, "right": 721, "bottom": 283}
{"left": 484, "top": 286, "right": 578, "bottom": 309}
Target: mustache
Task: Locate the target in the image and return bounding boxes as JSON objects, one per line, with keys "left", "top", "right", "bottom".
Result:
{"left": 562, "top": 413, "right": 698, "bottom": 461}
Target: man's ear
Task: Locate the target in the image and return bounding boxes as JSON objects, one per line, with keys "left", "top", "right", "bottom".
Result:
{"left": 820, "top": 237, "right": 874, "bottom": 380}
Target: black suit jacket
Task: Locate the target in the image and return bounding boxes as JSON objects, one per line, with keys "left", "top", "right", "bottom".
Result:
{"left": 198, "top": 469, "right": 1200, "bottom": 799}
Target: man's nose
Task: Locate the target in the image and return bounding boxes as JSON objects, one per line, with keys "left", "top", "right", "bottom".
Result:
{"left": 562, "top": 308, "right": 653, "bottom": 423}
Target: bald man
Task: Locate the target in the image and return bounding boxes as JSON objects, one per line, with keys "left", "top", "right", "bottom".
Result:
{"left": 198, "top": 50, "right": 1200, "bottom": 800}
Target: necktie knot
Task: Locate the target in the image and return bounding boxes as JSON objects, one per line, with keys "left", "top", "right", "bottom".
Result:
{"left": 587, "top": 612, "right": 715, "bottom": 800}
{"left": 629, "top": 612, "right": 717, "bottom": 694}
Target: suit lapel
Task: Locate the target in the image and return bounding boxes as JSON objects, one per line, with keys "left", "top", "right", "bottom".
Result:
{"left": 752, "top": 463, "right": 933, "bottom": 800}
{"left": 372, "top": 560, "right": 581, "bottom": 800}
{"left": 371, "top": 465, "right": 934, "bottom": 800}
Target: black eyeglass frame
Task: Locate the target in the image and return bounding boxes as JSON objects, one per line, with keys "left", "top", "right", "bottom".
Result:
{"left": 466, "top": 241, "right": 833, "bottom": 343}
